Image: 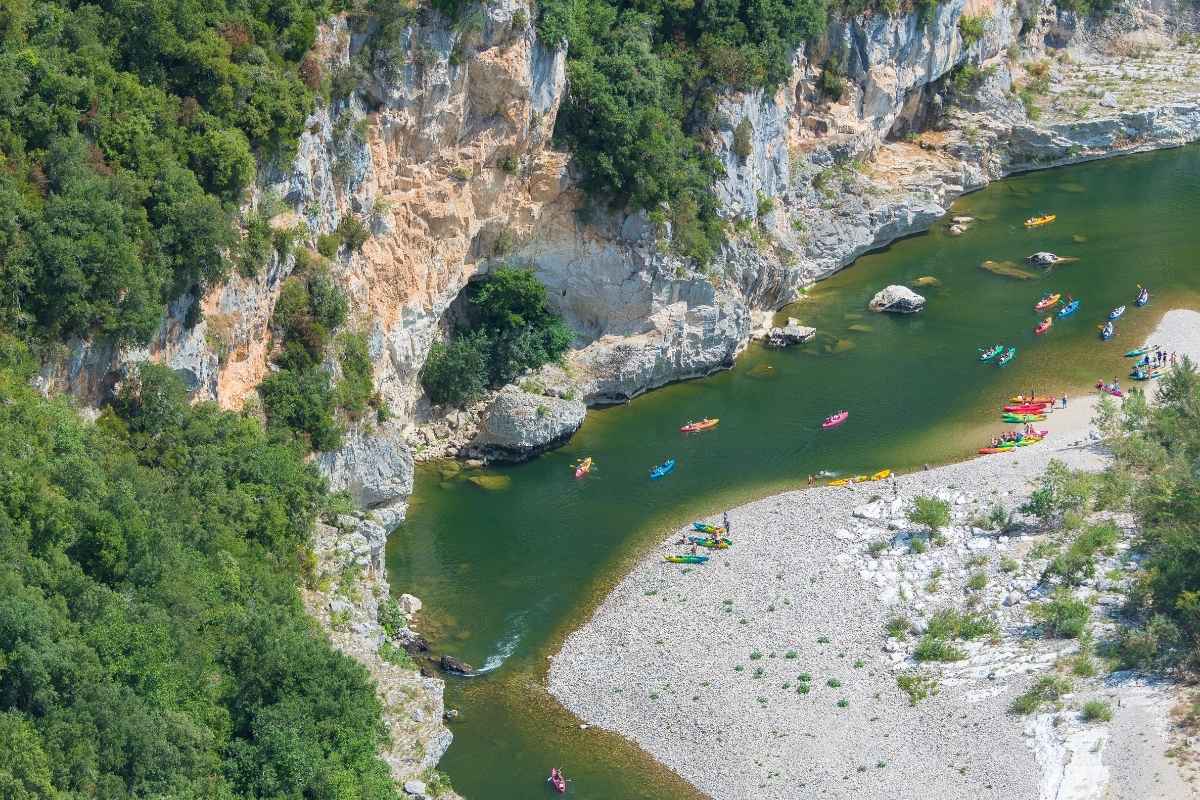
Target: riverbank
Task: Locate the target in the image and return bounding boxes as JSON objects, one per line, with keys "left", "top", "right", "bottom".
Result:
{"left": 548, "top": 309, "right": 1200, "bottom": 800}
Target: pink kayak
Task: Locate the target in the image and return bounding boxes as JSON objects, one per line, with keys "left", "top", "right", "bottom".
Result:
{"left": 548, "top": 768, "right": 566, "bottom": 794}
{"left": 1095, "top": 380, "right": 1124, "bottom": 398}
{"left": 821, "top": 411, "right": 849, "bottom": 429}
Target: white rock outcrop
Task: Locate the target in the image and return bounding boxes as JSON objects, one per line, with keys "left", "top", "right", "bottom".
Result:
{"left": 469, "top": 386, "right": 586, "bottom": 461}
{"left": 869, "top": 285, "right": 927, "bottom": 314}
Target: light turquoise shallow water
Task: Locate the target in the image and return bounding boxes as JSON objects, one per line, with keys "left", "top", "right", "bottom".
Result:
{"left": 388, "top": 146, "right": 1200, "bottom": 799}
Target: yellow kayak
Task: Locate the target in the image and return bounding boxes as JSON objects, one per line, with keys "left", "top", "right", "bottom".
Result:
{"left": 850, "top": 474, "right": 870, "bottom": 483}
{"left": 870, "top": 469, "right": 892, "bottom": 481}
{"left": 1024, "top": 214, "right": 1056, "bottom": 227}
{"left": 827, "top": 478, "right": 851, "bottom": 487}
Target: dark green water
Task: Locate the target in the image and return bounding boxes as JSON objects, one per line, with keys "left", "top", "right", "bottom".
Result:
{"left": 388, "top": 146, "right": 1200, "bottom": 798}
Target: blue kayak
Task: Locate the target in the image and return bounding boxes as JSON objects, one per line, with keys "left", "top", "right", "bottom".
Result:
{"left": 650, "top": 459, "right": 676, "bottom": 479}
{"left": 1057, "top": 299, "right": 1080, "bottom": 318}
{"left": 1100, "top": 322, "right": 1115, "bottom": 340}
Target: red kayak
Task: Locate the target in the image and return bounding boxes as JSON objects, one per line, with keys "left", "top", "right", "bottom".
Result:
{"left": 1096, "top": 381, "right": 1124, "bottom": 398}
{"left": 1003, "top": 403, "right": 1049, "bottom": 413}
{"left": 821, "top": 411, "right": 849, "bottom": 429}
{"left": 548, "top": 768, "right": 566, "bottom": 794}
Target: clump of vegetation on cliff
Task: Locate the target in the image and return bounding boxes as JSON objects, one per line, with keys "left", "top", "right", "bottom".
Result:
{"left": 421, "top": 267, "right": 571, "bottom": 406}
{"left": 0, "top": 336, "right": 400, "bottom": 799}
{"left": 535, "top": 0, "right": 827, "bottom": 265}
{"left": 0, "top": 0, "right": 330, "bottom": 345}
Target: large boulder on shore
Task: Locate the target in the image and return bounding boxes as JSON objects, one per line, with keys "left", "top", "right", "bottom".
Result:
{"left": 469, "top": 386, "right": 586, "bottom": 462}
{"left": 868, "top": 285, "right": 926, "bottom": 314}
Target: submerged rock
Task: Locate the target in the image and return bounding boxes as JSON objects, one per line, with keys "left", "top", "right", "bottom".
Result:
{"left": 911, "top": 276, "right": 941, "bottom": 288}
{"left": 468, "top": 474, "right": 512, "bottom": 491}
{"left": 980, "top": 260, "right": 1037, "bottom": 280}
{"left": 469, "top": 386, "right": 586, "bottom": 462}
{"left": 868, "top": 285, "right": 926, "bottom": 313}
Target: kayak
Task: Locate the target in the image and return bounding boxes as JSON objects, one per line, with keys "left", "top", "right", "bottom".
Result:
{"left": 997, "top": 347, "right": 1016, "bottom": 367}
{"left": 1009, "top": 395, "right": 1056, "bottom": 404}
{"left": 692, "top": 522, "right": 726, "bottom": 535}
{"left": 574, "top": 456, "right": 593, "bottom": 478}
{"left": 650, "top": 459, "right": 676, "bottom": 479}
{"left": 548, "top": 770, "right": 566, "bottom": 794}
{"left": 1131, "top": 368, "right": 1163, "bottom": 381}
{"left": 1002, "top": 413, "right": 1047, "bottom": 422}
{"left": 1034, "top": 293, "right": 1061, "bottom": 311}
{"left": 1003, "top": 403, "right": 1048, "bottom": 413}
{"left": 1025, "top": 214, "right": 1056, "bottom": 227}
{"left": 978, "top": 446, "right": 1016, "bottom": 454}
{"left": 1057, "top": 299, "right": 1080, "bottom": 318}
{"left": 870, "top": 469, "right": 892, "bottom": 481}
{"left": 1095, "top": 381, "right": 1124, "bottom": 398}
{"left": 821, "top": 410, "right": 849, "bottom": 429}
{"left": 827, "top": 478, "right": 852, "bottom": 487}
{"left": 680, "top": 418, "right": 719, "bottom": 433}
{"left": 1124, "top": 346, "right": 1154, "bottom": 357}
{"left": 665, "top": 554, "right": 709, "bottom": 564}
{"left": 1100, "top": 322, "right": 1115, "bottom": 340}
{"left": 1035, "top": 316, "right": 1053, "bottom": 335}
{"left": 978, "top": 344, "right": 1004, "bottom": 361}
{"left": 1136, "top": 287, "right": 1150, "bottom": 307}
{"left": 850, "top": 474, "right": 871, "bottom": 484}
{"left": 1109, "top": 305, "right": 1126, "bottom": 320}
{"left": 687, "top": 535, "right": 732, "bottom": 548}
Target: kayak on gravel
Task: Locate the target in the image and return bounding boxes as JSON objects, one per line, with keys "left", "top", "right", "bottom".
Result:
{"left": 688, "top": 535, "right": 732, "bottom": 549}
{"left": 665, "top": 554, "right": 709, "bottom": 564}
{"left": 1096, "top": 380, "right": 1124, "bottom": 398}
{"left": 692, "top": 522, "right": 726, "bottom": 535}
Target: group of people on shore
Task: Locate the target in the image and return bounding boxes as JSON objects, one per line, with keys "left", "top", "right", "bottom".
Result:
{"left": 988, "top": 424, "right": 1041, "bottom": 448}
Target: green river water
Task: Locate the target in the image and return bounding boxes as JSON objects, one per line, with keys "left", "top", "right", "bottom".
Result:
{"left": 388, "top": 146, "right": 1200, "bottom": 798}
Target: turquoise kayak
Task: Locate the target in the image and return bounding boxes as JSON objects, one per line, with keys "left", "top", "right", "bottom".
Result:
{"left": 692, "top": 522, "right": 726, "bottom": 534}
{"left": 650, "top": 459, "right": 676, "bottom": 479}
{"left": 665, "top": 554, "right": 709, "bottom": 564}
{"left": 688, "top": 535, "right": 732, "bottom": 548}
{"left": 1057, "top": 299, "right": 1080, "bottom": 318}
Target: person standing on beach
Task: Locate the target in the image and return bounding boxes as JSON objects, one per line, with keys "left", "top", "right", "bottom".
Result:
{"left": 723, "top": 512, "right": 731, "bottom": 535}
{"left": 1061, "top": 394, "right": 1067, "bottom": 408}
{"left": 808, "top": 474, "right": 814, "bottom": 487}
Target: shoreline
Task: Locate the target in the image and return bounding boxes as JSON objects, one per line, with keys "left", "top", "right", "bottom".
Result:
{"left": 547, "top": 309, "right": 1200, "bottom": 800}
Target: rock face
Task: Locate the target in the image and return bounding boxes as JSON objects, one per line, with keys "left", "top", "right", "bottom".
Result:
{"left": 869, "top": 285, "right": 927, "bottom": 314}
{"left": 469, "top": 386, "right": 586, "bottom": 461}
{"left": 318, "top": 422, "right": 414, "bottom": 527}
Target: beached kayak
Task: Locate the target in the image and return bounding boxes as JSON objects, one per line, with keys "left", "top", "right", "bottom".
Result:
{"left": 574, "top": 457, "right": 593, "bottom": 478}
{"left": 870, "top": 469, "right": 892, "bottom": 481}
{"left": 692, "top": 522, "right": 726, "bottom": 535}
{"left": 650, "top": 459, "right": 676, "bottom": 479}
{"left": 1034, "top": 293, "right": 1061, "bottom": 311}
{"left": 1009, "top": 395, "right": 1057, "bottom": 404}
{"left": 1057, "top": 299, "right": 1080, "bottom": 318}
{"left": 1025, "top": 214, "right": 1056, "bottom": 227}
{"left": 1109, "top": 305, "right": 1126, "bottom": 320}
{"left": 687, "top": 536, "right": 732, "bottom": 548}
{"left": 680, "top": 418, "right": 719, "bottom": 433}
{"left": 1002, "top": 413, "right": 1047, "bottom": 422}
{"left": 1035, "top": 316, "right": 1053, "bottom": 335}
{"left": 1124, "top": 346, "right": 1153, "bottom": 357}
{"left": 1131, "top": 367, "right": 1163, "bottom": 380}
{"left": 827, "top": 478, "right": 852, "bottom": 487}
{"left": 997, "top": 347, "right": 1016, "bottom": 367}
{"left": 664, "top": 554, "right": 709, "bottom": 564}
{"left": 1095, "top": 381, "right": 1124, "bottom": 398}
{"left": 1003, "top": 403, "right": 1048, "bottom": 412}
{"left": 821, "top": 411, "right": 849, "bottom": 429}
{"left": 978, "top": 344, "right": 1004, "bottom": 361}
{"left": 978, "top": 446, "right": 1016, "bottom": 454}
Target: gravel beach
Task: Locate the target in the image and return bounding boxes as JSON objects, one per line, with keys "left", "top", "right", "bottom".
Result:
{"left": 549, "top": 309, "right": 1200, "bottom": 800}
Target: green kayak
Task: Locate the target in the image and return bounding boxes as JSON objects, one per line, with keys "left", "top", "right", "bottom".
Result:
{"left": 664, "top": 554, "right": 709, "bottom": 564}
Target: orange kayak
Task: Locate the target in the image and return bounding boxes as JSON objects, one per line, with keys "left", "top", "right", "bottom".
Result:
{"left": 1035, "top": 316, "right": 1053, "bottom": 335}
{"left": 1009, "top": 395, "right": 1056, "bottom": 405}
{"left": 574, "top": 457, "right": 593, "bottom": 478}
{"left": 1034, "top": 293, "right": 1061, "bottom": 311}
{"left": 680, "top": 418, "right": 719, "bottom": 433}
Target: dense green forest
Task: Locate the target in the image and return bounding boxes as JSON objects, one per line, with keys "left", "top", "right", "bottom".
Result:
{"left": 0, "top": 0, "right": 330, "bottom": 345}
{"left": 538, "top": 0, "right": 828, "bottom": 263}
{"left": 0, "top": 336, "right": 400, "bottom": 799}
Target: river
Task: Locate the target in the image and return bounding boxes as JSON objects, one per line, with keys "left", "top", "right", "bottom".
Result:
{"left": 387, "top": 145, "right": 1200, "bottom": 798}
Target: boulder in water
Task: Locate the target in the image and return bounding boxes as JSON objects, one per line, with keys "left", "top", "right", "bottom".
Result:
{"left": 439, "top": 655, "right": 475, "bottom": 675}
{"left": 469, "top": 386, "right": 586, "bottom": 462}
{"left": 1026, "top": 251, "right": 1062, "bottom": 265}
{"left": 868, "top": 285, "right": 926, "bottom": 314}
{"left": 980, "top": 260, "right": 1037, "bottom": 280}
{"left": 765, "top": 318, "right": 816, "bottom": 347}
{"left": 468, "top": 474, "right": 512, "bottom": 491}
{"left": 911, "top": 276, "right": 941, "bottom": 288}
